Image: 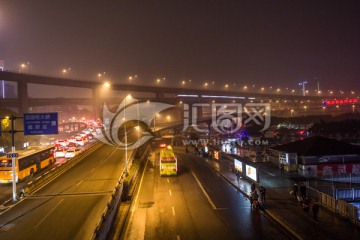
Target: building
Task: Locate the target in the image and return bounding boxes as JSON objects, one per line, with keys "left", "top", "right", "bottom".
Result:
{"left": 270, "top": 135, "right": 360, "bottom": 177}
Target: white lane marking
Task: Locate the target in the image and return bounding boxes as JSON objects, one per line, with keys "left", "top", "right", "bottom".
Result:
{"left": 75, "top": 180, "right": 83, "bottom": 187}
{"left": 167, "top": 178, "right": 170, "bottom": 183}
{"left": 90, "top": 168, "right": 95, "bottom": 173}
{"left": 172, "top": 206, "right": 175, "bottom": 216}
{"left": 191, "top": 171, "right": 217, "bottom": 210}
{"left": 177, "top": 235, "right": 181, "bottom": 240}
{"left": 169, "top": 189, "right": 172, "bottom": 196}
{"left": 34, "top": 198, "right": 64, "bottom": 229}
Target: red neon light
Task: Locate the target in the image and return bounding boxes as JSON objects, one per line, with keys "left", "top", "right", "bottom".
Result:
{"left": 323, "top": 98, "right": 358, "bottom": 105}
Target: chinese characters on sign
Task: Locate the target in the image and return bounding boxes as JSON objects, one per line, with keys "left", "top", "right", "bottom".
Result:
{"left": 24, "top": 113, "right": 58, "bottom": 135}
{"left": 317, "top": 163, "right": 360, "bottom": 175}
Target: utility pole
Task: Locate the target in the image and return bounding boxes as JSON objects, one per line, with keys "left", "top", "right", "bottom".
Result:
{"left": 299, "top": 81, "right": 308, "bottom": 96}
{"left": 1, "top": 115, "right": 23, "bottom": 201}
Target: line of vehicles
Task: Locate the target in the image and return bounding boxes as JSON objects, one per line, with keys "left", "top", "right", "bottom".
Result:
{"left": 54, "top": 129, "right": 95, "bottom": 159}
{"left": 0, "top": 128, "right": 97, "bottom": 183}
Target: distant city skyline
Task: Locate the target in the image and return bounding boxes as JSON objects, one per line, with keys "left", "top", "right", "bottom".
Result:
{"left": 1, "top": 1, "right": 360, "bottom": 92}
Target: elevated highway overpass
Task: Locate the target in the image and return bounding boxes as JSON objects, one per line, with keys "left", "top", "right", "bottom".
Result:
{"left": 0, "top": 71, "right": 354, "bottom": 120}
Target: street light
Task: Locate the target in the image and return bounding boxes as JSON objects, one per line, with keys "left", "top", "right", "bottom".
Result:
{"left": 299, "top": 81, "right": 307, "bottom": 96}
{"left": 1, "top": 115, "right": 22, "bottom": 201}
{"left": 98, "top": 72, "right": 106, "bottom": 81}
{"left": 62, "top": 68, "right": 71, "bottom": 77}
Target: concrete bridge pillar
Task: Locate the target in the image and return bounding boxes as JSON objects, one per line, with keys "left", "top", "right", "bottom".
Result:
{"left": 18, "top": 81, "right": 28, "bottom": 115}
{"left": 93, "top": 86, "right": 101, "bottom": 121}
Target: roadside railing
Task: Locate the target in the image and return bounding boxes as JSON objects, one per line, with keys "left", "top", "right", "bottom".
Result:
{"left": 90, "top": 144, "right": 151, "bottom": 240}
{"left": 24, "top": 140, "right": 103, "bottom": 195}
{"left": 306, "top": 186, "right": 360, "bottom": 224}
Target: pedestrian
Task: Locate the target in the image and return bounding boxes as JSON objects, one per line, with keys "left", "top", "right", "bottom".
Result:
{"left": 236, "top": 170, "right": 240, "bottom": 182}
{"left": 303, "top": 197, "right": 311, "bottom": 216}
{"left": 251, "top": 182, "right": 256, "bottom": 192}
{"left": 280, "top": 164, "right": 284, "bottom": 175}
{"left": 300, "top": 183, "right": 306, "bottom": 199}
{"left": 251, "top": 189, "right": 259, "bottom": 208}
{"left": 260, "top": 185, "right": 266, "bottom": 204}
{"left": 293, "top": 183, "right": 298, "bottom": 198}
{"left": 312, "top": 201, "right": 320, "bottom": 221}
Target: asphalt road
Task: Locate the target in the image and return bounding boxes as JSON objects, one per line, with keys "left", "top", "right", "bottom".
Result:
{"left": 123, "top": 146, "right": 292, "bottom": 240}
{"left": 0, "top": 143, "right": 127, "bottom": 240}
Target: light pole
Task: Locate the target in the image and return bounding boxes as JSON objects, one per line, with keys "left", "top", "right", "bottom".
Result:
{"left": 1, "top": 115, "right": 22, "bottom": 201}
{"left": 122, "top": 94, "right": 130, "bottom": 175}
{"left": 299, "top": 81, "right": 308, "bottom": 96}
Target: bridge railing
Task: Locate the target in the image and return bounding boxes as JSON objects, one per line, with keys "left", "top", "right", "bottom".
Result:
{"left": 306, "top": 186, "right": 360, "bottom": 224}
{"left": 91, "top": 144, "right": 150, "bottom": 240}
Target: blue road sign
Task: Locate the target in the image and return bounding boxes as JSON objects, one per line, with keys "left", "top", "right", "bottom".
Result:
{"left": 24, "top": 112, "right": 58, "bottom": 135}
{"left": 6, "top": 153, "right": 19, "bottom": 158}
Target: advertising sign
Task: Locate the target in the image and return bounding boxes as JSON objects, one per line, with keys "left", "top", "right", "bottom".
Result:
{"left": 317, "top": 163, "right": 360, "bottom": 175}
{"left": 24, "top": 112, "right": 58, "bottom": 135}
{"left": 246, "top": 164, "right": 257, "bottom": 182}
{"left": 214, "top": 150, "right": 219, "bottom": 160}
{"left": 234, "top": 159, "right": 243, "bottom": 173}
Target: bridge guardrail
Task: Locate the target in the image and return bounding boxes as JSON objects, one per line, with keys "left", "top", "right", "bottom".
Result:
{"left": 91, "top": 144, "right": 150, "bottom": 240}
{"left": 307, "top": 186, "right": 360, "bottom": 224}
{"left": 24, "top": 141, "right": 103, "bottom": 195}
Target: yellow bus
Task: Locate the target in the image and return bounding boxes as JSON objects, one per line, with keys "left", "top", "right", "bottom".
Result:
{"left": 0, "top": 146, "right": 55, "bottom": 183}
{"left": 159, "top": 145, "right": 177, "bottom": 176}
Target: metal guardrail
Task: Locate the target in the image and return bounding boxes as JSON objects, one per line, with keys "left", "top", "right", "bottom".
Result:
{"left": 24, "top": 141, "right": 103, "bottom": 195}
{"left": 90, "top": 145, "right": 151, "bottom": 240}
{"left": 307, "top": 186, "right": 360, "bottom": 224}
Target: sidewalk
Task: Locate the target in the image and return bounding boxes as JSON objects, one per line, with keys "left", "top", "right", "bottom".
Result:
{"left": 206, "top": 153, "right": 360, "bottom": 240}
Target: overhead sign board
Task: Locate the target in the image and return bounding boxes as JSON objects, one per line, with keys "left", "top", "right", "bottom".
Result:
{"left": 24, "top": 112, "right": 58, "bottom": 135}
{"left": 6, "top": 153, "right": 19, "bottom": 158}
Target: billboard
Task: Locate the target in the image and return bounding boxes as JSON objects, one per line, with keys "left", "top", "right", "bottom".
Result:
{"left": 234, "top": 159, "right": 243, "bottom": 173}
{"left": 246, "top": 164, "right": 257, "bottom": 182}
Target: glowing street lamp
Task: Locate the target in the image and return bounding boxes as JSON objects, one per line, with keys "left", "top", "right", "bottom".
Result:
{"left": 62, "top": 68, "right": 71, "bottom": 77}
{"left": 98, "top": 72, "right": 106, "bottom": 81}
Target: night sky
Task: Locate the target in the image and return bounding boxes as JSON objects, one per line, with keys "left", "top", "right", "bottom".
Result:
{"left": 1, "top": 0, "right": 360, "bottom": 92}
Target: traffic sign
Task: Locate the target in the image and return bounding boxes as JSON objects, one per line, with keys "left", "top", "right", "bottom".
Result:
{"left": 6, "top": 153, "right": 19, "bottom": 158}
{"left": 24, "top": 112, "right": 59, "bottom": 135}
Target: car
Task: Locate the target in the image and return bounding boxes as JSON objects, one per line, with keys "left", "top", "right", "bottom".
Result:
{"left": 65, "top": 148, "right": 80, "bottom": 158}
{"left": 86, "top": 133, "right": 94, "bottom": 140}
{"left": 75, "top": 137, "right": 85, "bottom": 146}
{"left": 67, "top": 142, "right": 80, "bottom": 148}
{"left": 56, "top": 139, "right": 68, "bottom": 147}
{"left": 54, "top": 148, "right": 66, "bottom": 158}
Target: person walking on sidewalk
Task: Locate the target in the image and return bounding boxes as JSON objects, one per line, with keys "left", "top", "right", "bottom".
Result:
{"left": 251, "top": 182, "right": 256, "bottom": 192}
{"left": 312, "top": 200, "right": 320, "bottom": 221}
{"left": 260, "top": 186, "right": 266, "bottom": 204}
{"left": 300, "top": 183, "right": 306, "bottom": 199}
{"left": 303, "top": 197, "right": 311, "bottom": 216}
{"left": 280, "top": 164, "right": 285, "bottom": 175}
{"left": 292, "top": 183, "right": 298, "bottom": 199}
{"left": 236, "top": 169, "right": 240, "bottom": 182}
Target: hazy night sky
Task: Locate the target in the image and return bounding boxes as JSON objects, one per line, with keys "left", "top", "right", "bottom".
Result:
{"left": 0, "top": 0, "right": 360, "bottom": 92}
